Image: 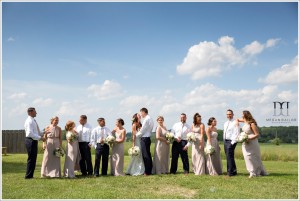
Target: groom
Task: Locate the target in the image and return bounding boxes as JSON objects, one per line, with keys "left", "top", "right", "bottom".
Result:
{"left": 139, "top": 107, "right": 154, "bottom": 176}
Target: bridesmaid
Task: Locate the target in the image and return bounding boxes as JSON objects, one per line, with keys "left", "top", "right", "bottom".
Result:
{"left": 41, "top": 116, "right": 62, "bottom": 178}
{"left": 191, "top": 113, "right": 206, "bottom": 175}
{"left": 63, "top": 120, "right": 81, "bottom": 178}
{"left": 110, "top": 118, "right": 126, "bottom": 176}
{"left": 238, "top": 110, "right": 268, "bottom": 178}
{"left": 205, "top": 117, "right": 222, "bottom": 175}
{"left": 152, "top": 116, "right": 170, "bottom": 175}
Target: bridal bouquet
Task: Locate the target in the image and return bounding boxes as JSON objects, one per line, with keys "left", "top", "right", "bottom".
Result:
{"left": 53, "top": 147, "right": 65, "bottom": 157}
{"left": 187, "top": 132, "right": 196, "bottom": 143}
{"left": 128, "top": 146, "right": 140, "bottom": 157}
{"left": 66, "top": 131, "right": 77, "bottom": 143}
{"left": 105, "top": 135, "right": 116, "bottom": 147}
{"left": 165, "top": 132, "right": 175, "bottom": 143}
{"left": 136, "top": 131, "right": 142, "bottom": 138}
{"left": 237, "top": 132, "right": 248, "bottom": 143}
{"left": 204, "top": 144, "right": 215, "bottom": 155}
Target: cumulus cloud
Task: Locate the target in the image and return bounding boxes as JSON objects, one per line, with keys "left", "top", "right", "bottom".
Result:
{"left": 8, "top": 37, "right": 15, "bottom": 42}
{"left": 33, "top": 98, "right": 54, "bottom": 107}
{"left": 87, "top": 71, "right": 97, "bottom": 77}
{"left": 177, "top": 36, "right": 280, "bottom": 80}
{"left": 9, "top": 103, "right": 28, "bottom": 117}
{"left": 87, "top": 80, "right": 123, "bottom": 100}
{"left": 259, "top": 56, "right": 298, "bottom": 84}
{"left": 8, "top": 92, "right": 27, "bottom": 100}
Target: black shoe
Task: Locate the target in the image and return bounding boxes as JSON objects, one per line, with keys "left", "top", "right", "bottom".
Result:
{"left": 94, "top": 175, "right": 99, "bottom": 177}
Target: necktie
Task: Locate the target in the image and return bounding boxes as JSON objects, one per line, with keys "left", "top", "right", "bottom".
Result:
{"left": 101, "top": 127, "right": 104, "bottom": 143}
{"left": 224, "top": 121, "right": 230, "bottom": 140}
{"left": 179, "top": 123, "right": 184, "bottom": 138}
{"left": 81, "top": 125, "right": 84, "bottom": 141}
{"left": 34, "top": 119, "right": 41, "bottom": 135}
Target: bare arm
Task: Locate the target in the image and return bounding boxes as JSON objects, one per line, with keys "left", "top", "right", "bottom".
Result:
{"left": 199, "top": 124, "right": 205, "bottom": 150}
{"left": 132, "top": 124, "right": 137, "bottom": 147}
{"left": 249, "top": 123, "right": 260, "bottom": 140}
{"left": 205, "top": 127, "right": 212, "bottom": 145}
{"left": 59, "top": 127, "right": 62, "bottom": 147}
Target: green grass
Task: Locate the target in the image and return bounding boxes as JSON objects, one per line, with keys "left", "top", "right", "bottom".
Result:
{"left": 2, "top": 142, "right": 298, "bottom": 199}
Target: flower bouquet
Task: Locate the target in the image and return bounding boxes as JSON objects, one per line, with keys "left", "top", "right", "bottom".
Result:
{"left": 237, "top": 132, "right": 248, "bottom": 143}
{"left": 66, "top": 131, "right": 77, "bottom": 142}
{"left": 187, "top": 132, "right": 196, "bottom": 143}
{"left": 128, "top": 146, "right": 140, "bottom": 157}
{"left": 204, "top": 144, "right": 215, "bottom": 155}
{"left": 53, "top": 147, "right": 65, "bottom": 157}
{"left": 105, "top": 135, "right": 116, "bottom": 147}
{"left": 165, "top": 132, "right": 175, "bottom": 143}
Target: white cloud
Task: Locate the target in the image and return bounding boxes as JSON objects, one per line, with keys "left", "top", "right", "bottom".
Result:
{"left": 177, "top": 36, "right": 280, "bottom": 80}
{"left": 9, "top": 103, "right": 28, "bottom": 117}
{"left": 33, "top": 98, "right": 54, "bottom": 107}
{"left": 278, "top": 90, "right": 297, "bottom": 101}
{"left": 87, "top": 80, "right": 123, "bottom": 100}
{"left": 8, "top": 37, "right": 15, "bottom": 42}
{"left": 259, "top": 56, "right": 298, "bottom": 84}
{"left": 8, "top": 92, "right": 27, "bottom": 100}
{"left": 87, "top": 71, "right": 97, "bottom": 77}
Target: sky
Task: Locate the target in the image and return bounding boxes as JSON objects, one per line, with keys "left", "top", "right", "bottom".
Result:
{"left": 2, "top": 2, "right": 299, "bottom": 132}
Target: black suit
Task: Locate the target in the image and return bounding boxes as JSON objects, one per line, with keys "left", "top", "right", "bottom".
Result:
{"left": 170, "top": 140, "right": 189, "bottom": 174}
{"left": 25, "top": 138, "right": 38, "bottom": 179}
{"left": 140, "top": 137, "right": 152, "bottom": 175}
{"left": 79, "top": 142, "right": 93, "bottom": 175}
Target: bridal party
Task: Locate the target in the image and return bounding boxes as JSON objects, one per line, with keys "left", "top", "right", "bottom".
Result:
{"left": 24, "top": 107, "right": 268, "bottom": 179}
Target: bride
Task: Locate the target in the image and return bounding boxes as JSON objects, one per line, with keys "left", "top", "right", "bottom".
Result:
{"left": 126, "top": 113, "right": 145, "bottom": 176}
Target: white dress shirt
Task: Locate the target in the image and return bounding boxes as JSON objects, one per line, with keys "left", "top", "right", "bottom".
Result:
{"left": 223, "top": 119, "right": 240, "bottom": 144}
{"left": 24, "top": 116, "right": 43, "bottom": 140}
{"left": 90, "top": 126, "right": 112, "bottom": 148}
{"left": 140, "top": 115, "right": 154, "bottom": 137}
{"left": 76, "top": 123, "right": 92, "bottom": 143}
{"left": 171, "top": 122, "right": 191, "bottom": 141}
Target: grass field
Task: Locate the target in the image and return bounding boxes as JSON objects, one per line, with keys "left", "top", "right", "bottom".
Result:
{"left": 1, "top": 142, "right": 298, "bottom": 199}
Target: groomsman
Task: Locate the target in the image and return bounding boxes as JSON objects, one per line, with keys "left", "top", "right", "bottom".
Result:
{"left": 24, "top": 107, "right": 45, "bottom": 179}
{"left": 90, "top": 118, "right": 112, "bottom": 177}
{"left": 77, "top": 115, "right": 93, "bottom": 176}
{"left": 139, "top": 107, "right": 154, "bottom": 176}
{"left": 170, "top": 113, "right": 191, "bottom": 175}
{"left": 223, "top": 109, "right": 239, "bottom": 176}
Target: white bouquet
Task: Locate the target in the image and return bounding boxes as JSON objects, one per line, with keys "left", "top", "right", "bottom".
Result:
{"left": 128, "top": 146, "right": 140, "bottom": 157}
{"left": 66, "top": 131, "right": 77, "bottom": 142}
{"left": 53, "top": 147, "right": 65, "bottom": 157}
{"left": 204, "top": 144, "right": 215, "bottom": 155}
{"left": 165, "top": 132, "right": 175, "bottom": 143}
{"left": 105, "top": 135, "right": 116, "bottom": 147}
{"left": 187, "top": 132, "right": 196, "bottom": 143}
{"left": 136, "top": 131, "right": 142, "bottom": 138}
{"left": 237, "top": 132, "right": 248, "bottom": 143}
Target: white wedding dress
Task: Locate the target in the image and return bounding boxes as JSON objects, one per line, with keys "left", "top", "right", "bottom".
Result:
{"left": 126, "top": 134, "right": 145, "bottom": 176}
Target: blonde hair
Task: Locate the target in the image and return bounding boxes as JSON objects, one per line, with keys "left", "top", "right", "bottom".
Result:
{"left": 65, "top": 120, "right": 75, "bottom": 131}
{"left": 157, "top": 116, "right": 164, "bottom": 122}
{"left": 50, "top": 116, "right": 59, "bottom": 124}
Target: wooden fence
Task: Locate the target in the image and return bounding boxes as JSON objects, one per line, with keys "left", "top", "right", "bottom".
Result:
{"left": 2, "top": 130, "right": 27, "bottom": 153}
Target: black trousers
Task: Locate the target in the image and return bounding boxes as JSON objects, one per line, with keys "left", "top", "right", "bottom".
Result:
{"left": 224, "top": 139, "right": 237, "bottom": 176}
{"left": 140, "top": 137, "right": 152, "bottom": 175}
{"left": 25, "top": 138, "right": 38, "bottom": 179}
{"left": 170, "top": 140, "right": 189, "bottom": 174}
{"left": 79, "top": 142, "right": 93, "bottom": 175}
{"left": 94, "top": 143, "right": 109, "bottom": 176}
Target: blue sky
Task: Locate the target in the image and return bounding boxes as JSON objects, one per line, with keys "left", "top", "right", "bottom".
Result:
{"left": 2, "top": 2, "right": 298, "bottom": 131}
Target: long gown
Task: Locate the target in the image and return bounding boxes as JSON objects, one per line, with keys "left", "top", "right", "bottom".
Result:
{"left": 41, "top": 126, "right": 61, "bottom": 177}
{"left": 191, "top": 126, "right": 206, "bottom": 175}
{"left": 152, "top": 126, "right": 170, "bottom": 174}
{"left": 126, "top": 131, "right": 145, "bottom": 176}
{"left": 110, "top": 131, "right": 125, "bottom": 176}
{"left": 63, "top": 131, "right": 81, "bottom": 178}
{"left": 242, "top": 123, "right": 268, "bottom": 177}
{"left": 206, "top": 131, "right": 223, "bottom": 175}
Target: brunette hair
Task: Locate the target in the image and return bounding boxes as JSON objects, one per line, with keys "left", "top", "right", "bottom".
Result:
{"left": 140, "top": 107, "right": 148, "bottom": 114}
{"left": 207, "top": 117, "right": 216, "bottom": 126}
{"left": 117, "top": 118, "right": 125, "bottom": 126}
{"left": 193, "top": 113, "right": 201, "bottom": 125}
{"left": 243, "top": 110, "right": 257, "bottom": 126}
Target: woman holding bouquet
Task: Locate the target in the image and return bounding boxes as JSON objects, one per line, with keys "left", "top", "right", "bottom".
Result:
{"left": 110, "top": 118, "right": 126, "bottom": 176}
{"left": 191, "top": 113, "right": 206, "bottom": 175}
{"left": 64, "top": 120, "right": 81, "bottom": 178}
{"left": 238, "top": 111, "right": 268, "bottom": 178}
{"left": 205, "top": 117, "right": 222, "bottom": 175}
{"left": 41, "top": 116, "right": 62, "bottom": 178}
{"left": 126, "top": 113, "right": 145, "bottom": 176}
{"left": 152, "top": 116, "right": 170, "bottom": 174}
